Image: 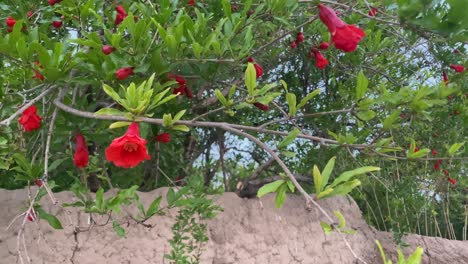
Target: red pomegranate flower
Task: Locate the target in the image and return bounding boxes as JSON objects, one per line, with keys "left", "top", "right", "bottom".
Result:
{"left": 27, "top": 11, "right": 33, "bottom": 18}
{"left": 102, "top": 45, "right": 114, "bottom": 55}
{"left": 450, "top": 64, "right": 465, "bottom": 73}
{"left": 52, "top": 20, "right": 62, "bottom": 29}
{"left": 431, "top": 149, "right": 437, "bottom": 156}
{"left": 247, "top": 57, "right": 264, "bottom": 78}
{"left": 18, "top": 105, "right": 42, "bottom": 132}
{"left": 318, "top": 4, "right": 366, "bottom": 52}
{"left": 188, "top": 0, "right": 195, "bottom": 6}
{"left": 116, "top": 67, "right": 134, "bottom": 80}
{"left": 27, "top": 209, "right": 37, "bottom": 222}
{"left": 312, "top": 49, "right": 329, "bottom": 69}
{"left": 105, "top": 122, "right": 151, "bottom": 168}
{"left": 74, "top": 133, "right": 89, "bottom": 168}
{"left": 155, "top": 133, "right": 171, "bottom": 143}
{"left": 443, "top": 169, "right": 449, "bottom": 176}
{"left": 254, "top": 102, "right": 269, "bottom": 112}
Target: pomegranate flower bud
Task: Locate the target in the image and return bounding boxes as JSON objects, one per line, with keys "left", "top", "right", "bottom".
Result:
{"left": 52, "top": 20, "right": 62, "bottom": 29}
{"left": 312, "top": 49, "right": 329, "bottom": 69}
{"left": 296, "top": 32, "right": 305, "bottom": 43}
{"left": 115, "top": 67, "right": 134, "bottom": 80}
{"left": 290, "top": 41, "right": 297, "bottom": 49}
{"left": 116, "top": 5, "right": 127, "bottom": 16}
{"left": 447, "top": 177, "right": 456, "bottom": 185}
{"left": 102, "top": 45, "right": 115, "bottom": 55}
{"left": 368, "top": 7, "right": 378, "bottom": 17}
{"left": 254, "top": 102, "right": 269, "bottom": 112}
{"left": 450, "top": 64, "right": 465, "bottom": 73}
{"left": 442, "top": 71, "right": 449, "bottom": 85}
{"left": 155, "top": 133, "right": 171, "bottom": 143}
{"left": 318, "top": 41, "right": 330, "bottom": 50}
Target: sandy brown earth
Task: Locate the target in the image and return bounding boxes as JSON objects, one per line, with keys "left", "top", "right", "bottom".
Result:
{"left": 0, "top": 187, "right": 467, "bottom": 264}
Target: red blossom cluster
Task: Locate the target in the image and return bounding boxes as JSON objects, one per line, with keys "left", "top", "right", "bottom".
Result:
{"left": 18, "top": 105, "right": 42, "bottom": 132}
{"left": 290, "top": 32, "right": 305, "bottom": 49}
{"left": 115, "top": 5, "right": 127, "bottom": 25}
{"left": 168, "top": 73, "right": 194, "bottom": 99}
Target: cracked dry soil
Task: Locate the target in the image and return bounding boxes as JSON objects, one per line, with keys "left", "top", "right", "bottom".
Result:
{"left": 1, "top": 187, "right": 468, "bottom": 264}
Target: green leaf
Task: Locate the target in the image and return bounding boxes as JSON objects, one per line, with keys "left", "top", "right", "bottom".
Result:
{"left": 356, "top": 110, "right": 376, "bottom": 121}
{"left": 257, "top": 180, "right": 285, "bottom": 198}
{"left": 166, "top": 188, "right": 176, "bottom": 206}
{"left": 448, "top": 142, "right": 464, "bottom": 156}
{"left": 316, "top": 188, "right": 334, "bottom": 200}
{"left": 408, "top": 148, "right": 431, "bottom": 159}
{"left": 48, "top": 158, "right": 67, "bottom": 172}
{"left": 356, "top": 70, "right": 368, "bottom": 99}
{"left": 297, "top": 89, "right": 320, "bottom": 109}
{"left": 163, "top": 114, "right": 173, "bottom": 128}
{"left": 109, "top": 121, "right": 131, "bottom": 129}
{"left": 286, "top": 93, "right": 297, "bottom": 116}
{"left": 278, "top": 128, "right": 301, "bottom": 149}
{"left": 36, "top": 207, "right": 63, "bottom": 229}
{"left": 215, "top": 89, "right": 228, "bottom": 106}
{"left": 406, "top": 247, "right": 424, "bottom": 264}
{"left": 112, "top": 220, "right": 126, "bottom": 237}
{"left": 330, "top": 166, "right": 380, "bottom": 188}
{"left": 327, "top": 179, "right": 361, "bottom": 197}
{"left": 245, "top": 63, "right": 257, "bottom": 96}
{"left": 334, "top": 211, "right": 346, "bottom": 228}
{"left": 383, "top": 110, "right": 402, "bottom": 130}
{"left": 172, "top": 125, "right": 190, "bottom": 132}
{"left": 146, "top": 196, "right": 163, "bottom": 217}
{"left": 103, "top": 84, "right": 123, "bottom": 103}
{"left": 95, "top": 187, "right": 104, "bottom": 210}
{"left": 321, "top": 157, "right": 336, "bottom": 191}
{"left": 286, "top": 180, "right": 295, "bottom": 192}
{"left": 173, "top": 110, "right": 186, "bottom": 122}
{"left": 95, "top": 108, "right": 125, "bottom": 116}
{"left": 274, "top": 184, "right": 287, "bottom": 208}
{"left": 313, "top": 165, "right": 322, "bottom": 195}
{"left": 320, "top": 222, "right": 332, "bottom": 235}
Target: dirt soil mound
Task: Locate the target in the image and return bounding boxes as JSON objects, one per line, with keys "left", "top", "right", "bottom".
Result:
{"left": 0, "top": 187, "right": 467, "bottom": 264}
